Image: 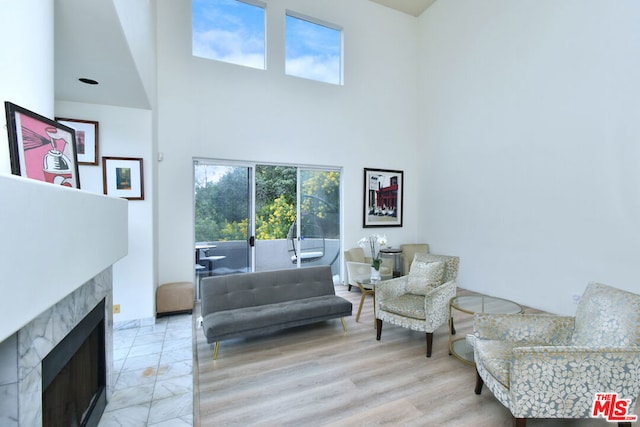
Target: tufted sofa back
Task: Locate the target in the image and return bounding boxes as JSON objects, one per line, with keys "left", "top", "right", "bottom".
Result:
{"left": 201, "top": 266, "right": 335, "bottom": 316}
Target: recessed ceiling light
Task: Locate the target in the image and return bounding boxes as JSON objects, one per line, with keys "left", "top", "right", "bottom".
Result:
{"left": 79, "top": 78, "right": 99, "bottom": 85}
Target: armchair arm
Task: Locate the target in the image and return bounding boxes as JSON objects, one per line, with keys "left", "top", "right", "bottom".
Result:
{"left": 346, "top": 261, "right": 372, "bottom": 287}
{"left": 509, "top": 346, "right": 640, "bottom": 418}
{"left": 474, "top": 313, "right": 575, "bottom": 345}
{"left": 424, "top": 279, "right": 457, "bottom": 330}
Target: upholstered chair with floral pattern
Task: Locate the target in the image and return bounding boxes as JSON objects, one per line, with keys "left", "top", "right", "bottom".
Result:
{"left": 375, "top": 253, "right": 459, "bottom": 357}
{"left": 473, "top": 282, "right": 640, "bottom": 427}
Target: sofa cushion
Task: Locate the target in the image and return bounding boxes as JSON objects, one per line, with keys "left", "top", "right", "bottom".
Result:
{"left": 202, "top": 295, "right": 352, "bottom": 341}
{"left": 406, "top": 260, "right": 444, "bottom": 295}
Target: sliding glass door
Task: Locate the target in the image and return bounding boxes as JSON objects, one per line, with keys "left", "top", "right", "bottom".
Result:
{"left": 194, "top": 160, "right": 341, "bottom": 281}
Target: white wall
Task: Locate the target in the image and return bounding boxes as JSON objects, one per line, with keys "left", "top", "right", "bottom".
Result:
{"left": 0, "top": 0, "right": 54, "bottom": 174}
{"left": 155, "top": 0, "right": 422, "bottom": 284}
{"left": 0, "top": 175, "right": 127, "bottom": 342}
{"left": 55, "top": 101, "right": 154, "bottom": 322}
{"left": 417, "top": 0, "right": 640, "bottom": 314}
{"left": 0, "top": 1, "right": 137, "bottom": 330}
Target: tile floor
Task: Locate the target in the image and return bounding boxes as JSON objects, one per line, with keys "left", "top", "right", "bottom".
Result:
{"left": 98, "top": 313, "right": 194, "bottom": 427}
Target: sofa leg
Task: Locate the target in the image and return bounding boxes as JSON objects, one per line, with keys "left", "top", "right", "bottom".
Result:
{"left": 425, "top": 332, "right": 433, "bottom": 357}
{"left": 213, "top": 341, "right": 220, "bottom": 360}
{"left": 474, "top": 369, "right": 484, "bottom": 394}
{"left": 348, "top": 284, "right": 352, "bottom": 291}
{"left": 514, "top": 418, "right": 526, "bottom": 427}
{"left": 340, "top": 317, "right": 347, "bottom": 333}
{"left": 376, "top": 319, "right": 382, "bottom": 340}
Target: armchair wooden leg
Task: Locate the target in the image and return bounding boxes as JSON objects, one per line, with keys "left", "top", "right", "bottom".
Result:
{"left": 514, "top": 418, "right": 526, "bottom": 427}
{"left": 425, "top": 332, "right": 433, "bottom": 357}
{"left": 376, "top": 319, "right": 382, "bottom": 340}
{"left": 474, "top": 369, "right": 484, "bottom": 394}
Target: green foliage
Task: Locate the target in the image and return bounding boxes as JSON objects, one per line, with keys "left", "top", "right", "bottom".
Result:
{"left": 219, "top": 218, "right": 248, "bottom": 241}
{"left": 301, "top": 170, "right": 340, "bottom": 238}
{"left": 256, "top": 165, "right": 297, "bottom": 211}
{"left": 195, "top": 166, "right": 250, "bottom": 241}
{"left": 195, "top": 165, "right": 340, "bottom": 242}
{"left": 255, "top": 196, "right": 296, "bottom": 239}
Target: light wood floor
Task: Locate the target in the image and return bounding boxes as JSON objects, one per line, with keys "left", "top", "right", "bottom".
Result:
{"left": 193, "top": 286, "right": 633, "bottom": 427}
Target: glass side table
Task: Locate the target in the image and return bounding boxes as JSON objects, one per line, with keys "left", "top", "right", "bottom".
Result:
{"left": 354, "top": 277, "right": 381, "bottom": 328}
{"left": 448, "top": 294, "right": 524, "bottom": 365}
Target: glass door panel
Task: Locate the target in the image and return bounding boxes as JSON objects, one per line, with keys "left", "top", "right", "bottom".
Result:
{"left": 254, "top": 165, "right": 297, "bottom": 271}
{"left": 194, "top": 162, "right": 252, "bottom": 286}
{"left": 297, "top": 168, "right": 341, "bottom": 279}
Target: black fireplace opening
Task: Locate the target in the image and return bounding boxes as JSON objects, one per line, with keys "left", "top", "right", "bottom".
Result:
{"left": 42, "top": 299, "right": 107, "bottom": 427}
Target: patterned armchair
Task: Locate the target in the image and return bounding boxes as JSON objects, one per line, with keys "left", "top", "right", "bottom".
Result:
{"left": 473, "top": 282, "right": 640, "bottom": 427}
{"left": 375, "top": 253, "right": 459, "bottom": 357}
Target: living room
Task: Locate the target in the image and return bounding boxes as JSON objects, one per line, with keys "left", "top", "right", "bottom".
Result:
{"left": 1, "top": 0, "right": 639, "bottom": 425}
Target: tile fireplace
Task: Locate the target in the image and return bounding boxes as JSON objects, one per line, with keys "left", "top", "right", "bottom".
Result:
{"left": 0, "top": 268, "right": 114, "bottom": 427}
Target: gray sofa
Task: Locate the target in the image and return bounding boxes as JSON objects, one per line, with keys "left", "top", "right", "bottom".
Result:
{"left": 201, "top": 265, "right": 352, "bottom": 359}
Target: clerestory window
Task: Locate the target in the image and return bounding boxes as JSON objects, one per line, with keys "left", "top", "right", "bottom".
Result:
{"left": 192, "top": 0, "right": 266, "bottom": 70}
{"left": 285, "top": 11, "right": 343, "bottom": 85}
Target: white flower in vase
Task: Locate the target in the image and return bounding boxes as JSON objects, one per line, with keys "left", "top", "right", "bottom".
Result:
{"left": 358, "top": 233, "right": 388, "bottom": 272}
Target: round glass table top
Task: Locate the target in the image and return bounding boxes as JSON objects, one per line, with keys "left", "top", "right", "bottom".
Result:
{"left": 450, "top": 294, "right": 523, "bottom": 315}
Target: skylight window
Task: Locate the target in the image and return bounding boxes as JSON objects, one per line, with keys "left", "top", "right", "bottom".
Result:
{"left": 285, "top": 12, "right": 343, "bottom": 85}
{"left": 192, "top": 0, "right": 266, "bottom": 70}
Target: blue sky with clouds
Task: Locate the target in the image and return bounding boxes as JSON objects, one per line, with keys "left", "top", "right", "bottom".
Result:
{"left": 192, "top": 0, "right": 341, "bottom": 84}
{"left": 192, "top": 0, "right": 265, "bottom": 69}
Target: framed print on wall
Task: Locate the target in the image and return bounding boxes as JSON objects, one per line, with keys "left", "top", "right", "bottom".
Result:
{"left": 55, "top": 117, "right": 99, "bottom": 165}
{"left": 102, "top": 156, "right": 144, "bottom": 200}
{"left": 4, "top": 102, "right": 81, "bottom": 188}
{"left": 363, "top": 168, "right": 403, "bottom": 228}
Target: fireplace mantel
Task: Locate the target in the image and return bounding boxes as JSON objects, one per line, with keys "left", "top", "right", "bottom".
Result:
{"left": 0, "top": 174, "right": 128, "bottom": 342}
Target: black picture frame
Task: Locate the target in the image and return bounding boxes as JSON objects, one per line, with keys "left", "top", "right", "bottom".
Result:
{"left": 363, "top": 168, "right": 403, "bottom": 228}
{"left": 4, "top": 102, "right": 81, "bottom": 188}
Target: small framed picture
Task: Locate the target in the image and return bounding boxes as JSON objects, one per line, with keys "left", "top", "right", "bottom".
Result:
{"left": 363, "top": 167, "right": 403, "bottom": 228}
{"left": 4, "top": 102, "right": 81, "bottom": 188}
{"left": 55, "top": 117, "right": 99, "bottom": 165}
{"left": 102, "top": 157, "right": 144, "bottom": 200}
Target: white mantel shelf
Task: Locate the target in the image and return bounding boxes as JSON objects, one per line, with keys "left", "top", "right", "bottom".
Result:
{"left": 0, "top": 174, "right": 128, "bottom": 342}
